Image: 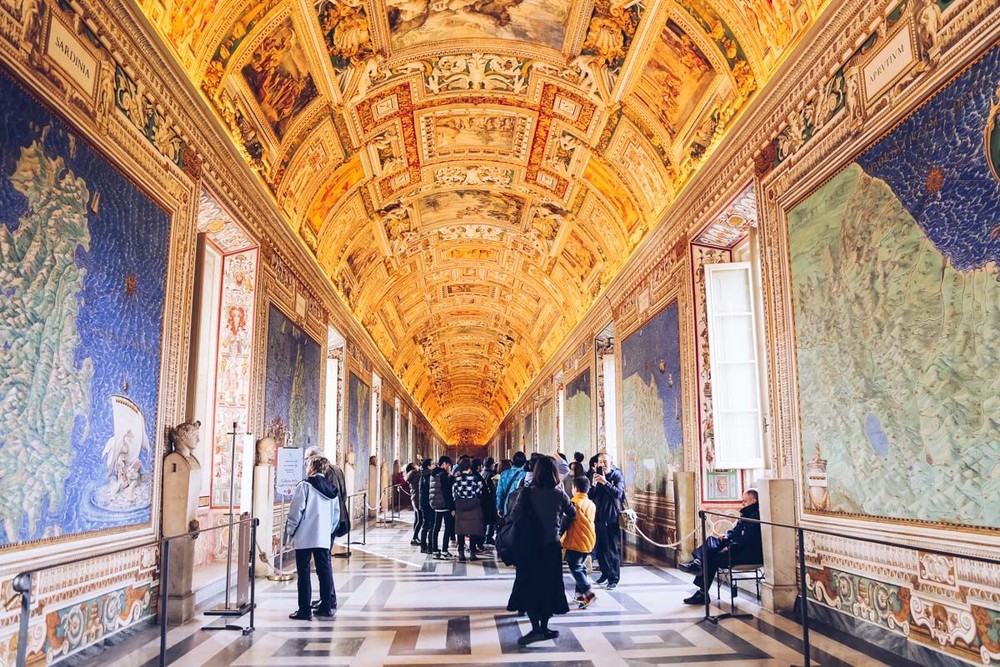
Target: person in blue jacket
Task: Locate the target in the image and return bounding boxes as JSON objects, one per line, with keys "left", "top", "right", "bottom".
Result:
{"left": 285, "top": 456, "right": 340, "bottom": 620}
{"left": 496, "top": 450, "right": 527, "bottom": 518}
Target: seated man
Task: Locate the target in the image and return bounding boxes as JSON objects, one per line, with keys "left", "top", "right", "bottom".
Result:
{"left": 679, "top": 489, "right": 763, "bottom": 605}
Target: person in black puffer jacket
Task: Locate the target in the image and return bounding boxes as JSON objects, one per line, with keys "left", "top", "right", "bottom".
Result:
{"left": 405, "top": 463, "right": 423, "bottom": 546}
{"left": 418, "top": 459, "right": 435, "bottom": 554}
{"left": 428, "top": 456, "right": 455, "bottom": 558}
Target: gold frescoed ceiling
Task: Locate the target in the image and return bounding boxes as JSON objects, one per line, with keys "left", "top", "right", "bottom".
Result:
{"left": 139, "top": 0, "right": 830, "bottom": 442}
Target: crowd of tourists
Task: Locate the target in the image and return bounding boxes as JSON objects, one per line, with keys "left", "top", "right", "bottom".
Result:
{"left": 281, "top": 446, "right": 629, "bottom": 645}
{"left": 396, "top": 448, "right": 626, "bottom": 645}
{"left": 281, "top": 446, "right": 762, "bottom": 646}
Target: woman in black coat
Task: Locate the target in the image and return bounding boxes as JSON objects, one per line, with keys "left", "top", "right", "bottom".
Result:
{"left": 507, "top": 455, "right": 576, "bottom": 645}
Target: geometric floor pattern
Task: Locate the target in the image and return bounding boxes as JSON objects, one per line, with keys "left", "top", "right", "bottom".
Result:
{"left": 85, "top": 520, "right": 899, "bottom": 667}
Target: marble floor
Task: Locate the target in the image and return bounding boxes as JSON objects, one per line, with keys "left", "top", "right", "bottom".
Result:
{"left": 81, "top": 519, "right": 903, "bottom": 667}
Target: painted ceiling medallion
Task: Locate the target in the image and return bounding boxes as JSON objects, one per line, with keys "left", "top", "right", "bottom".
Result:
{"left": 138, "top": 0, "right": 832, "bottom": 441}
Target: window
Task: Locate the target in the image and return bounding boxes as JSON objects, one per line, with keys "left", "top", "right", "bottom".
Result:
{"left": 704, "top": 262, "right": 766, "bottom": 469}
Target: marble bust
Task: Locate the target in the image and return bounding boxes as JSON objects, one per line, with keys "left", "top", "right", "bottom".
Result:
{"left": 168, "top": 420, "right": 201, "bottom": 460}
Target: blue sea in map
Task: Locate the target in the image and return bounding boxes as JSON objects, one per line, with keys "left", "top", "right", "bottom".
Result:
{"left": 856, "top": 47, "right": 1000, "bottom": 273}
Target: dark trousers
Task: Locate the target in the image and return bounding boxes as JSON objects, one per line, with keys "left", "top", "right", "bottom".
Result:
{"left": 565, "top": 549, "right": 591, "bottom": 595}
{"left": 412, "top": 505, "right": 425, "bottom": 542}
{"left": 419, "top": 506, "right": 434, "bottom": 550}
{"left": 295, "top": 548, "right": 334, "bottom": 614}
{"left": 432, "top": 510, "right": 455, "bottom": 553}
{"left": 595, "top": 521, "right": 621, "bottom": 583}
{"left": 692, "top": 536, "right": 756, "bottom": 592}
{"left": 457, "top": 534, "right": 480, "bottom": 554}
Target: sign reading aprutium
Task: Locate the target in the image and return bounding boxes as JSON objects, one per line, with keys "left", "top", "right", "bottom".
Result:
{"left": 862, "top": 25, "right": 914, "bottom": 102}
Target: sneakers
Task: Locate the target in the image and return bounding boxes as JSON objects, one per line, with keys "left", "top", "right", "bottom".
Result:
{"left": 683, "top": 590, "right": 707, "bottom": 605}
{"left": 606, "top": 581, "right": 618, "bottom": 591}
{"left": 577, "top": 592, "right": 596, "bottom": 608}
{"left": 409, "top": 539, "right": 420, "bottom": 546}
{"left": 594, "top": 575, "right": 608, "bottom": 585}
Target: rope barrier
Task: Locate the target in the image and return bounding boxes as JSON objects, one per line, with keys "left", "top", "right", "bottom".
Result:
{"left": 619, "top": 509, "right": 697, "bottom": 549}
{"left": 254, "top": 538, "right": 296, "bottom": 577}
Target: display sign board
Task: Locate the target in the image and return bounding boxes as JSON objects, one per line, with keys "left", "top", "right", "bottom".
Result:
{"left": 276, "top": 447, "right": 304, "bottom": 498}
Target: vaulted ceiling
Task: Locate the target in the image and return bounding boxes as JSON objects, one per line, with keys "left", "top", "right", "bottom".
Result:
{"left": 138, "top": 0, "right": 830, "bottom": 442}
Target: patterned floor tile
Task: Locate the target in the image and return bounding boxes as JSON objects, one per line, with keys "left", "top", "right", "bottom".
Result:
{"left": 79, "top": 519, "right": 898, "bottom": 667}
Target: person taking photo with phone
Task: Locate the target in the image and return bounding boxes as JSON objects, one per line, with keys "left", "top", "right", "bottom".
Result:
{"left": 587, "top": 451, "right": 626, "bottom": 590}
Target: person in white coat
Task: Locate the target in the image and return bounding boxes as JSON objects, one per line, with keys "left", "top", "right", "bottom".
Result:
{"left": 285, "top": 456, "right": 340, "bottom": 620}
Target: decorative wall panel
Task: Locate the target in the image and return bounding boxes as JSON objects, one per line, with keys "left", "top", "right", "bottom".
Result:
{"left": 209, "top": 248, "right": 258, "bottom": 508}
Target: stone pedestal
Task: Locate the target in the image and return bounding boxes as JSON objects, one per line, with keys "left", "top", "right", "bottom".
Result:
{"left": 253, "top": 464, "right": 274, "bottom": 577}
{"left": 759, "top": 478, "right": 797, "bottom": 612}
{"left": 162, "top": 452, "right": 200, "bottom": 623}
{"left": 673, "top": 471, "right": 697, "bottom": 563}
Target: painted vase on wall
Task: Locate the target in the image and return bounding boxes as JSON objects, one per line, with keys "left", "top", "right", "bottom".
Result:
{"left": 806, "top": 446, "right": 829, "bottom": 511}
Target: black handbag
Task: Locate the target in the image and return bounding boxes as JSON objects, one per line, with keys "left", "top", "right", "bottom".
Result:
{"left": 495, "top": 488, "right": 536, "bottom": 567}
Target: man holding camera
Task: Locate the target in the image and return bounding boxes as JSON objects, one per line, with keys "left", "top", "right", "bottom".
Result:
{"left": 587, "top": 451, "right": 626, "bottom": 590}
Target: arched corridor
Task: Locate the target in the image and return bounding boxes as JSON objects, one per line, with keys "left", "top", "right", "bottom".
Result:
{"left": 0, "top": 0, "right": 999, "bottom": 664}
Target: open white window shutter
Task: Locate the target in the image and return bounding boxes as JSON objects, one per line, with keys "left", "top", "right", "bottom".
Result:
{"left": 704, "top": 262, "right": 765, "bottom": 470}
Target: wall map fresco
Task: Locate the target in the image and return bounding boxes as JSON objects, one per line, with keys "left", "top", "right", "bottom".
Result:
{"left": 348, "top": 371, "right": 371, "bottom": 493}
{"left": 0, "top": 71, "right": 171, "bottom": 547}
{"left": 789, "top": 44, "right": 1000, "bottom": 528}
{"left": 263, "top": 305, "right": 321, "bottom": 500}
{"left": 563, "top": 369, "right": 591, "bottom": 454}
{"left": 621, "top": 301, "right": 683, "bottom": 496}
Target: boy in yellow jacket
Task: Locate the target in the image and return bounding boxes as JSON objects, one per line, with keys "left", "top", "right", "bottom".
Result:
{"left": 561, "top": 476, "right": 598, "bottom": 607}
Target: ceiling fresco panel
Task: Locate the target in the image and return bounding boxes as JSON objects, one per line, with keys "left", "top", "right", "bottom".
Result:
{"left": 385, "top": 0, "right": 574, "bottom": 51}
{"left": 142, "top": 0, "right": 220, "bottom": 71}
{"left": 634, "top": 19, "right": 716, "bottom": 140}
{"left": 418, "top": 108, "right": 534, "bottom": 162}
{"left": 415, "top": 189, "right": 526, "bottom": 228}
{"left": 315, "top": 0, "right": 375, "bottom": 71}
